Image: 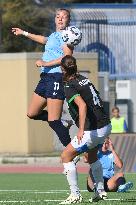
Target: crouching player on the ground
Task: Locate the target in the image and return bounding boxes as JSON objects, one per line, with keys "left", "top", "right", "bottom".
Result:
{"left": 59, "top": 55, "right": 112, "bottom": 204}
{"left": 84, "top": 138, "right": 133, "bottom": 193}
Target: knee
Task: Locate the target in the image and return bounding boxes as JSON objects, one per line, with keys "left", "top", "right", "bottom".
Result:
{"left": 61, "top": 151, "right": 67, "bottom": 163}
{"left": 61, "top": 151, "right": 72, "bottom": 163}
{"left": 117, "top": 172, "right": 124, "bottom": 178}
{"left": 27, "top": 112, "right": 35, "bottom": 119}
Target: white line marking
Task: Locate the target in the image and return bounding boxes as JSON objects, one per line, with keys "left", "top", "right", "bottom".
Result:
{"left": 105, "top": 198, "right": 136, "bottom": 201}
{"left": 0, "top": 200, "right": 62, "bottom": 203}
{"left": 0, "top": 189, "right": 86, "bottom": 192}
{"left": 0, "top": 199, "right": 136, "bottom": 203}
{"left": 0, "top": 191, "right": 66, "bottom": 194}
{"left": 105, "top": 198, "right": 124, "bottom": 201}
{"left": 0, "top": 189, "right": 135, "bottom": 193}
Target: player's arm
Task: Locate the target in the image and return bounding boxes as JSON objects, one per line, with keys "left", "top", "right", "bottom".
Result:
{"left": 74, "top": 96, "right": 87, "bottom": 144}
{"left": 35, "top": 44, "right": 73, "bottom": 67}
{"left": 109, "top": 138, "right": 123, "bottom": 169}
{"left": 12, "top": 27, "right": 47, "bottom": 44}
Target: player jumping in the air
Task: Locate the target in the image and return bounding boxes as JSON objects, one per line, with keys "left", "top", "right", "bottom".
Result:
{"left": 12, "top": 9, "right": 74, "bottom": 147}
{"left": 60, "top": 55, "right": 111, "bottom": 204}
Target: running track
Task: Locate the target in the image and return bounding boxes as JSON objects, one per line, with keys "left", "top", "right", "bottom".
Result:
{"left": 0, "top": 165, "right": 89, "bottom": 173}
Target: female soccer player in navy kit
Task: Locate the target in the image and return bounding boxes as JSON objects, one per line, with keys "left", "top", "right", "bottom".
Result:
{"left": 12, "top": 9, "right": 73, "bottom": 147}
{"left": 60, "top": 55, "right": 111, "bottom": 204}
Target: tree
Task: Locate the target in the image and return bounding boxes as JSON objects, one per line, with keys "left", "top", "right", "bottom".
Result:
{"left": 0, "top": 0, "right": 55, "bottom": 52}
{"left": 63, "top": 0, "right": 132, "bottom": 2}
{"left": 0, "top": 0, "right": 132, "bottom": 52}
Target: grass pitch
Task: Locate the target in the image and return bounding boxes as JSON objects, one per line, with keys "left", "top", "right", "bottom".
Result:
{"left": 0, "top": 173, "right": 135, "bottom": 205}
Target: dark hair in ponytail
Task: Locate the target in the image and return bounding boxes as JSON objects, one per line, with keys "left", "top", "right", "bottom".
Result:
{"left": 61, "top": 55, "right": 77, "bottom": 78}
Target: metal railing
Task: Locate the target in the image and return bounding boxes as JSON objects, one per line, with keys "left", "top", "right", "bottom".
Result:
{"left": 70, "top": 4, "right": 136, "bottom": 79}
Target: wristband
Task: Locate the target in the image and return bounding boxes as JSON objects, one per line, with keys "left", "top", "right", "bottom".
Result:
{"left": 22, "top": 31, "right": 29, "bottom": 37}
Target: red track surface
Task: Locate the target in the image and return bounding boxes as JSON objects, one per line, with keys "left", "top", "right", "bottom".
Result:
{"left": 0, "top": 165, "right": 89, "bottom": 173}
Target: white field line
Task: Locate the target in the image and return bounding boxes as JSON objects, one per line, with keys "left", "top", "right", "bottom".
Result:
{"left": 0, "top": 189, "right": 135, "bottom": 193}
{"left": 0, "top": 200, "right": 62, "bottom": 203}
{"left": 0, "top": 189, "right": 135, "bottom": 203}
{"left": 0, "top": 189, "right": 82, "bottom": 193}
{"left": 0, "top": 199, "right": 136, "bottom": 203}
{"left": 105, "top": 198, "right": 136, "bottom": 201}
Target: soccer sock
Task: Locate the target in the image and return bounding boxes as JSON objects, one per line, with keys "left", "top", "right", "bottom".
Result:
{"left": 29, "top": 110, "right": 70, "bottom": 127}
{"left": 117, "top": 177, "right": 126, "bottom": 186}
{"left": 30, "top": 110, "right": 48, "bottom": 121}
{"left": 90, "top": 160, "right": 104, "bottom": 192}
{"left": 63, "top": 161, "right": 80, "bottom": 195}
{"left": 48, "top": 120, "right": 71, "bottom": 146}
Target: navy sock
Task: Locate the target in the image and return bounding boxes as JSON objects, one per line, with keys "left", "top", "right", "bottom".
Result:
{"left": 117, "top": 177, "right": 126, "bottom": 186}
{"left": 30, "top": 110, "right": 48, "bottom": 121}
{"left": 48, "top": 120, "right": 71, "bottom": 146}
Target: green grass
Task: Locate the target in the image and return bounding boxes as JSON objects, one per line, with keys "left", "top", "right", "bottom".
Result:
{"left": 0, "top": 173, "right": 135, "bottom": 205}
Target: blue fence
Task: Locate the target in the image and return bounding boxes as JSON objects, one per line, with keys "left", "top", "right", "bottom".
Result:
{"left": 70, "top": 4, "right": 136, "bottom": 79}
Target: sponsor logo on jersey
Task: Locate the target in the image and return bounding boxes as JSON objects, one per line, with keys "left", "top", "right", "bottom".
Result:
{"left": 79, "top": 79, "right": 90, "bottom": 86}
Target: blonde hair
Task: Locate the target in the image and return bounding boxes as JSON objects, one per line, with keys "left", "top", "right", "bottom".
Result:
{"left": 56, "top": 8, "right": 71, "bottom": 20}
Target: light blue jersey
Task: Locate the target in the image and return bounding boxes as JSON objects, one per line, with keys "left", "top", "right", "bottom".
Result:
{"left": 98, "top": 150, "right": 114, "bottom": 179}
{"left": 41, "top": 32, "right": 65, "bottom": 73}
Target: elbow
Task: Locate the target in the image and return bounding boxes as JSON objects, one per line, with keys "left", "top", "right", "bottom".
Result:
{"left": 118, "top": 161, "right": 123, "bottom": 169}
{"left": 118, "top": 164, "right": 123, "bottom": 169}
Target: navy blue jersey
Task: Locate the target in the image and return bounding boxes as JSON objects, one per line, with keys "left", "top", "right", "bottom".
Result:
{"left": 64, "top": 74, "right": 110, "bottom": 130}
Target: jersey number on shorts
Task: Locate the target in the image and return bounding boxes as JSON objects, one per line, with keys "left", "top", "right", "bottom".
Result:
{"left": 89, "top": 85, "right": 101, "bottom": 107}
{"left": 54, "top": 82, "right": 59, "bottom": 90}
{"left": 53, "top": 82, "right": 59, "bottom": 95}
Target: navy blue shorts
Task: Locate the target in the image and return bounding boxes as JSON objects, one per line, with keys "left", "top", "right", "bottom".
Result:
{"left": 35, "top": 73, "right": 65, "bottom": 100}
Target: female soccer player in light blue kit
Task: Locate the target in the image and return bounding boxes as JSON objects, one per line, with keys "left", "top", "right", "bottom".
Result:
{"left": 12, "top": 9, "right": 73, "bottom": 146}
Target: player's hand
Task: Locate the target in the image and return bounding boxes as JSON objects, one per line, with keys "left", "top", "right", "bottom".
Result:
{"left": 108, "top": 138, "right": 114, "bottom": 151}
{"left": 35, "top": 60, "right": 45, "bottom": 67}
{"left": 12, "top": 28, "right": 23, "bottom": 35}
{"left": 77, "top": 129, "right": 84, "bottom": 144}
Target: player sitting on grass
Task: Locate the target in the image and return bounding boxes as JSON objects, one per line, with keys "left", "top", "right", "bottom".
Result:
{"left": 59, "top": 55, "right": 111, "bottom": 204}
{"left": 84, "top": 138, "right": 133, "bottom": 193}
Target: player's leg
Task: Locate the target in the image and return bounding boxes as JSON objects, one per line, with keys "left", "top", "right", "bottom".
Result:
{"left": 84, "top": 153, "right": 110, "bottom": 193}
{"left": 87, "top": 148, "right": 107, "bottom": 198}
{"left": 107, "top": 172, "right": 125, "bottom": 191}
{"left": 43, "top": 73, "right": 71, "bottom": 147}
{"left": 28, "top": 73, "right": 71, "bottom": 147}
{"left": 88, "top": 124, "right": 111, "bottom": 202}
{"left": 27, "top": 93, "right": 72, "bottom": 128}
{"left": 60, "top": 143, "right": 83, "bottom": 204}
{"left": 83, "top": 153, "right": 97, "bottom": 192}
{"left": 86, "top": 175, "right": 95, "bottom": 192}
{"left": 47, "top": 98, "right": 71, "bottom": 147}
{"left": 27, "top": 75, "right": 48, "bottom": 120}
{"left": 47, "top": 98, "right": 63, "bottom": 121}
{"left": 60, "top": 133, "right": 105, "bottom": 204}
{"left": 27, "top": 92, "right": 47, "bottom": 120}
{"left": 108, "top": 172, "right": 133, "bottom": 192}
{"left": 60, "top": 131, "right": 104, "bottom": 204}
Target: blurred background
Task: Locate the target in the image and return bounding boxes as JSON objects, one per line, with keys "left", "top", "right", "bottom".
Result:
{"left": 0, "top": 0, "right": 136, "bottom": 172}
